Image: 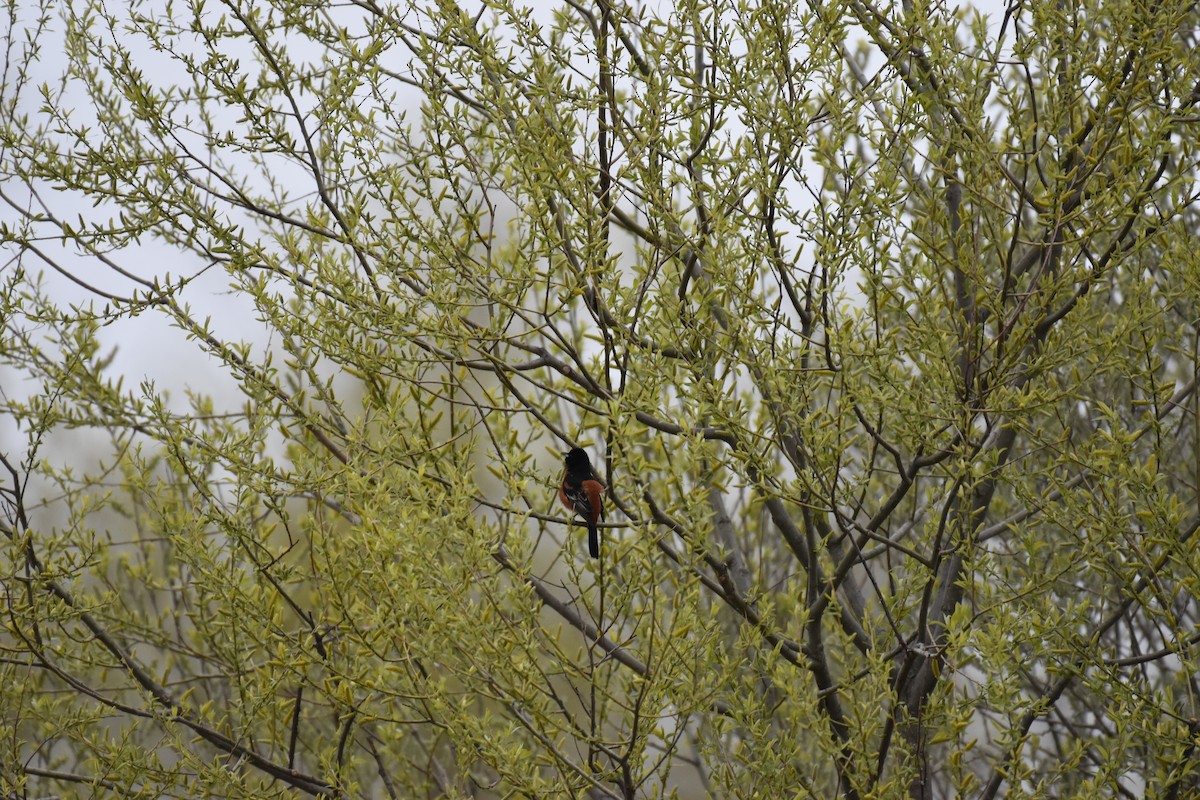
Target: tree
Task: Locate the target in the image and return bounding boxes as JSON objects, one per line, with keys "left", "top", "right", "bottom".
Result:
{"left": 2, "top": 0, "right": 1199, "bottom": 796}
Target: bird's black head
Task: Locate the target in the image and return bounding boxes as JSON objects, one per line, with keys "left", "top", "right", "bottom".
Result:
{"left": 565, "top": 447, "right": 592, "bottom": 473}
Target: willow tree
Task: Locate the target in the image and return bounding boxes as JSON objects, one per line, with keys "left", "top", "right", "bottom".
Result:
{"left": 2, "top": 0, "right": 1199, "bottom": 797}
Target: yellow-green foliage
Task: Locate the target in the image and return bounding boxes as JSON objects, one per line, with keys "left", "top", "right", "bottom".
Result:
{"left": 1, "top": 0, "right": 1199, "bottom": 797}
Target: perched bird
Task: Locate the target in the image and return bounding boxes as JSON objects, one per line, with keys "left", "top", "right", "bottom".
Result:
{"left": 558, "top": 448, "right": 605, "bottom": 558}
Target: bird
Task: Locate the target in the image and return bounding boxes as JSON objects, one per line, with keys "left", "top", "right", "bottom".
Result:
{"left": 558, "top": 448, "right": 605, "bottom": 558}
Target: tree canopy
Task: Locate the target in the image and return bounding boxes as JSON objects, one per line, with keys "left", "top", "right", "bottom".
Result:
{"left": 2, "top": 0, "right": 1200, "bottom": 797}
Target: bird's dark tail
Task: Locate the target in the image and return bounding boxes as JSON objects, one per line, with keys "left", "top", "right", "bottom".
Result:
{"left": 587, "top": 523, "right": 599, "bottom": 559}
